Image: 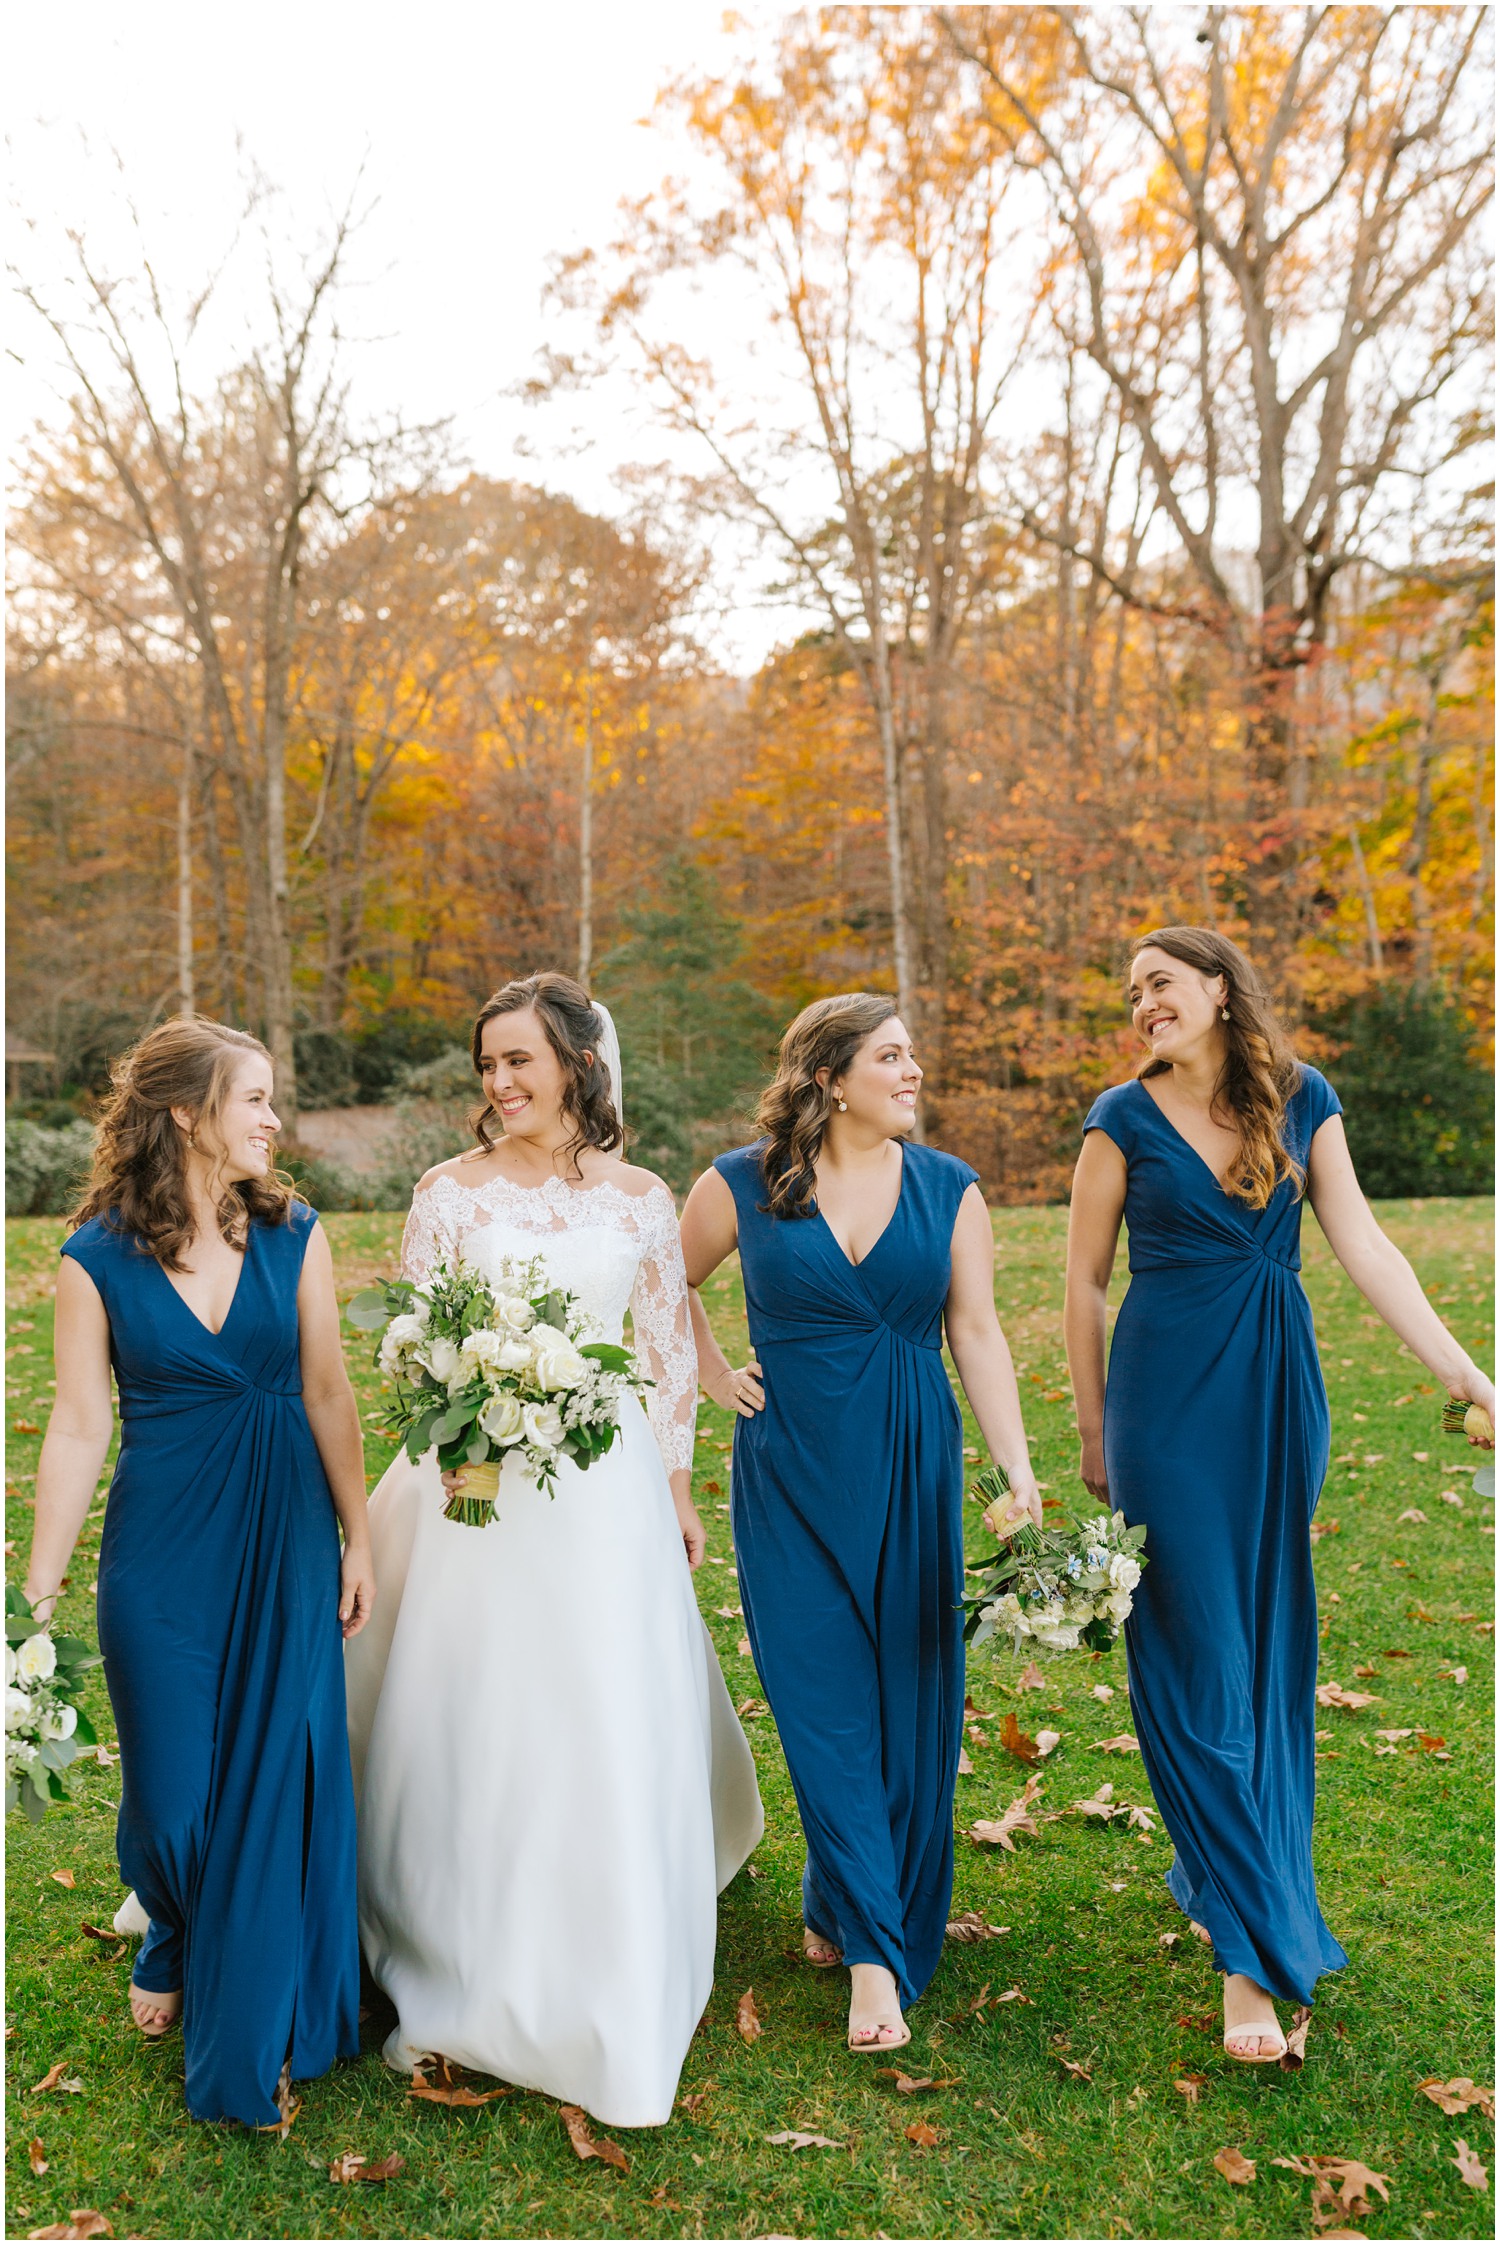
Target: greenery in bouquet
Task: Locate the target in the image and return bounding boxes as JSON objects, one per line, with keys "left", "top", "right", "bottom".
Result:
{"left": 962, "top": 1464, "right": 1148, "bottom": 1655}
{"left": 347, "top": 1253, "right": 648, "bottom": 1523}
{"left": 1443, "top": 1396, "right": 1495, "bottom": 1499}
{"left": 5, "top": 1585, "right": 103, "bottom": 1822}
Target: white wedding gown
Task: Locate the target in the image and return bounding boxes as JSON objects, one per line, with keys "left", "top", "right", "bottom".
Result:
{"left": 344, "top": 1167, "right": 763, "bottom": 2127}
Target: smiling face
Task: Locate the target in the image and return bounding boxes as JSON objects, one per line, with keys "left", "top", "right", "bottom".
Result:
{"left": 831, "top": 1016, "right": 922, "bottom": 1137}
{"left": 1128, "top": 945, "right": 1229, "bottom": 1068}
{"left": 195, "top": 1052, "right": 280, "bottom": 1183}
{"left": 478, "top": 1005, "right": 583, "bottom": 1146}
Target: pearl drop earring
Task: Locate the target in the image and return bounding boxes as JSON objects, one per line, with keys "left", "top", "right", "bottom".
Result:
{"left": 1221, "top": 1007, "right": 1231, "bottom": 1022}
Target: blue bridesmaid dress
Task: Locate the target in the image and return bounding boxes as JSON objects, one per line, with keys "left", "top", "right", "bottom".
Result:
{"left": 712, "top": 1139, "right": 978, "bottom": 2007}
{"left": 59, "top": 1203, "right": 360, "bottom": 2125}
{"left": 1083, "top": 1064, "right": 1348, "bottom": 2003}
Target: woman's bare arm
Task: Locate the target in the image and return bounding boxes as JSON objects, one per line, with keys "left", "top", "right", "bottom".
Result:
{"left": 1064, "top": 1131, "right": 1128, "bottom": 1501}
{"left": 297, "top": 1221, "right": 377, "bottom": 1636}
{"left": 944, "top": 1185, "right": 1042, "bottom": 1532}
{"left": 679, "top": 1167, "right": 763, "bottom": 1417}
{"left": 25, "top": 1259, "right": 116, "bottom": 1623}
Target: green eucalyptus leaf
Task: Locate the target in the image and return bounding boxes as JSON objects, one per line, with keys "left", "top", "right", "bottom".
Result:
{"left": 344, "top": 1288, "right": 391, "bottom": 1332}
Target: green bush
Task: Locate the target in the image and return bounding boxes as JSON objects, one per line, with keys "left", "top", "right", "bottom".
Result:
{"left": 5, "top": 1119, "right": 96, "bottom": 1217}
{"left": 276, "top": 1144, "right": 376, "bottom": 1215}
{"left": 389, "top": 1048, "right": 477, "bottom": 1105}
{"left": 1318, "top": 985, "right": 1495, "bottom": 1197}
{"left": 352, "top": 1013, "right": 464, "bottom": 1104}
{"left": 293, "top": 1028, "right": 358, "bottom": 1108}
{"left": 621, "top": 1052, "right": 695, "bottom": 1194}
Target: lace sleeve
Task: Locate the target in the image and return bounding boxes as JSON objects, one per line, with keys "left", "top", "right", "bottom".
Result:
{"left": 400, "top": 1176, "right": 460, "bottom": 1284}
{"left": 629, "top": 1184, "right": 697, "bottom": 1478}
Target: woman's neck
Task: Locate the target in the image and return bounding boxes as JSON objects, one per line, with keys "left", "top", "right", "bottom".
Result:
{"left": 182, "top": 1161, "right": 233, "bottom": 1248}
{"left": 1157, "top": 1040, "right": 1227, "bottom": 1108}
{"left": 494, "top": 1123, "right": 588, "bottom": 1183}
{"left": 818, "top": 1120, "right": 902, "bottom": 1174}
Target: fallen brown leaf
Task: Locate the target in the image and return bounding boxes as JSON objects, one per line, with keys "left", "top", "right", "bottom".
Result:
{"left": 1396, "top": 1507, "right": 1428, "bottom": 1524}
{"left": 676, "top": 2081, "right": 715, "bottom": 2116}
{"left": 409, "top": 2072, "right": 507, "bottom": 2108}
{"left": 49, "top": 1871, "right": 76, "bottom": 1890}
{"left": 736, "top": 1988, "right": 763, "bottom": 2043}
{"left": 1416, "top": 1732, "right": 1449, "bottom": 1754}
{"left": 28, "top": 2137, "right": 48, "bottom": 2176}
{"left": 329, "top": 2151, "right": 407, "bottom": 2183}
{"left": 1016, "top": 1661, "right": 1047, "bottom": 1691}
{"left": 1315, "top": 1683, "right": 1379, "bottom": 1709}
{"left": 956, "top": 1747, "right": 975, "bottom": 1776}
{"left": 1280, "top": 2006, "right": 1312, "bottom": 2071}
{"left": 1074, "top": 1781, "right": 1118, "bottom": 1819}
{"left": 735, "top": 1697, "right": 766, "bottom": 1719}
{"left": 765, "top": 2129, "right": 844, "bottom": 2150}
{"left": 1057, "top": 2056, "right": 1093, "bottom": 2082}
{"left": 1417, "top": 2075, "right": 1495, "bottom": 2119}
{"left": 1159, "top": 1931, "right": 1181, "bottom": 1950}
{"left": 1310, "top": 1519, "right": 1340, "bottom": 1539}
{"left": 29, "top": 2062, "right": 83, "bottom": 2095}
{"left": 253, "top": 2060, "right": 302, "bottom": 2138}
{"left": 1213, "top": 2146, "right": 1256, "bottom": 2185}
{"left": 648, "top": 2186, "right": 680, "bottom": 2210}
{"left": 968, "top": 1775, "right": 1043, "bottom": 1852}
{"left": 1090, "top": 1682, "right": 1115, "bottom": 1702}
{"left": 1353, "top": 1663, "right": 1378, "bottom": 1678}
{"left": 997, "top": 1711, "right": 1042, "bottom": 1763}
{"left": 1272, "top": 2155, "right": 1391, "bottom": 2225}
{"left": 1438, "top": 1665, "right": 1469, "bottom": 1684}
{"left": 559, "top": 2104, "right": 629, "bottom": 2171}
{"left": 25, "top": 2215, "right": 111, "bottom": 2241}
{"left": 1091, "top": 1733, "right": 1140, "bottom": 1754}
{"left": 1452, "top": 2138, "right": 1489, "bottom": 2191}
{"left": 876, "top": 2071, "right": 960, "bottom": 2093}
{"left": 946, "top": 1911, "right": 1009, "bottom": 1942}
{"left": 1174, "top": 2073, "right": 1209, "bottom": 2104}
{"left": 1034, "top": 1728, "right": 1062, "bottom": 1757}
{"left": 904, "top": 2119, "right": 942, "bottom": 2147}
{"left": 1177, "top": 2010, "right": 1218, "bottom": 2034}
{"left": 1382, "top": 1646, "right": 1413, "bottom": 1658}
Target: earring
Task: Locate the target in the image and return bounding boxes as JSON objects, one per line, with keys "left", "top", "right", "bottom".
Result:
{"left": 1221, "top": 1007, "right": 1231, "bottom": 1022}
{"left": 835, "top": 1095, "right": 848, "bottom": 1111}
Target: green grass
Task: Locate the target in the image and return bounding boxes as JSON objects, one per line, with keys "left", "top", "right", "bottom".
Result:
{"left": 5, "top": 1202, "right": 1493, "bottom": 2241}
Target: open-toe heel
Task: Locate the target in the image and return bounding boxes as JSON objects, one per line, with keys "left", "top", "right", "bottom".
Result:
{"left": 803, "top": 1928, "right": 843, "bottom": 1969}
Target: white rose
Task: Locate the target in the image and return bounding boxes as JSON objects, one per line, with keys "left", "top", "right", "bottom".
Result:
{"left": 1105, "top": 1588, "right": 1134, "bottom": 1620}
{"left": 17, "top": 1634, "right": 57, "bottom": 1684}
{"left": 8, "top": 1739, "right": 38, "bottom": 1772}
{"left": 525, "top": 1322, "right": 570, "bottom": 1354}
{"left": 1032, "top": 1621, "right": 1082, "bottom": 1651}
{"left": 6, "top": 1686, "right": 34, "bottom": 1731}
{"left": 479, "top": 1393, "right": 526, "bottom": 1446}
{"left": 533, "top": 1342, "right": 588, "bottom": 1393}
{"left": 408, "top": 1288, "right": 432, "bottom": 1326}
{"left": 459, "top": 1329, "right": 508, "bottom": 1374}
{"left": 4, "top": 1645, "right": 15, "bottom": 1687}
{"left": 40, "top": 1703, "right": 78, "bottom": 1742}
{"left": 494, "top": 1295, "right": 536, "bottom": 1335}
{"left": 495, "top": 1336, "right": 534, "bottom": 1372}
{"left": 419, "top": 1334, "right": 461, "bottom": 1387}
{"left": 1108, "top": 1553, "right": 1141, "bottom": 1593}
{"left": 521, "top": 1400, "right": 565, "bottom": 1450}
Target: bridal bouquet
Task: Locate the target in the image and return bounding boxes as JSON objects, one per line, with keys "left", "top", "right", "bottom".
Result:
{"left": 1443, "top": 1397, "right": 1495, "bottom": 1500}
{"left": 348, "top": 1254, "right": 648, "bottom": 1525}
{"left": 6, "top": 1586, "right": 102, "bottom": 1823}
{"left": 963, "top": 1465, "right": 1148, "bottom": 1655}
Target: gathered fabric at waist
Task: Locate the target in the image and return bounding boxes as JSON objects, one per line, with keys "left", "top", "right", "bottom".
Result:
{"left": 1126, "top": 1245, "right": 1302, "bottom": 1277}
{"left": 748, "top": 1320, "right": 944, "bottom": 1355}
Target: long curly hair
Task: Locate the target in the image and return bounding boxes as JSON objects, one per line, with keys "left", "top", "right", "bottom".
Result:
{"left": 1130, "top": 926, "right": 1304, "bottom": 1207}
{"left": 469, "top": 972, "right": 623, "bottom": 1172}
{"left": 754, "top": 992, "right": 902, "bottom": 1219}
{"left": 71, "top": 1017, "right": 297, "bottom": 1267}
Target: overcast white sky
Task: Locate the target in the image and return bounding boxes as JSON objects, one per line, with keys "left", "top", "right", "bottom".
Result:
{"left": 8, "top": 0, "right": 810, "bottom": 664}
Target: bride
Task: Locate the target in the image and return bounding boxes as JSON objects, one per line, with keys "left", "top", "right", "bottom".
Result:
{"left": 343, "top": 971, "right": 763, "bottom": 2127}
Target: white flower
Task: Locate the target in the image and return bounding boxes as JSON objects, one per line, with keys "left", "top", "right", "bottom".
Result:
{"left": 1105, "top": 1588, "right": 1134, "bottom": 1621}
{"left": 1108, "top": 1553, "right": 1142, "bottom": 1593}
{"left": 419, "top": 1334, "right": 461, "bottom": 1387}
{"left": 7, "top": 1738, "right": 38, "bottom": 1772}
{"left": 407, "top": 1290, "right": 432, "bottom": 1327}
{"left": 17, "top": 1634, "right": 57, "bottom": 1684}
{"left": 5, "top": 1686, "right": 34, "bottom": 1731}
{"left": 521, "top": 1400, "right": 565, "bottom": 1450}
{"left": 1084, "top": 1548, "right": 1107, "bottom": 1572}
{"left": 459, "top": 1329, "right": 509, "bottom": 1374}
{"left": 1031, "top": 1620, "right": 1083, "bottom": 1651}
{"left": 494, "top": 1294, "right": 536, "bottom": 1335}
{"left": 496, "top": 1336, "right": 535, "bottom": 1373}
{"left": 40, "top": 1703, "right": 77, "bottom": 1742}
{"left": 479, "top": 1393, "right": 526, "bottom": 1446}
{"left": 4, "top": 1645, "right": 15, "bottom": 1687}
{"left": 525, "top": 1322, "right": 570, "bottom": 1353}
{"left": 533, "top": 1341, "right": 588, "bottom": 1393}
{"left": 986, "top": 1592, "right": 1024, "bottom": 1629}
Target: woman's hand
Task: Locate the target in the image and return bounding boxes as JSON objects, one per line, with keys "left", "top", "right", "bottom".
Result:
{"left": 983, "top": 1476, "right": 1043, "bottom": 1538}
{"left": 706, "top": 1358, "right": 765, "bottom": 1418}
{"left": 1447, "top": 1368, "right": 1497, "bottom": 1449}
{"left": 1078, "top": 1436, "right": 1109, "bottom": 1502}
{"left": 339, "top": 1540, "right": 377, "bottom": 1639}
{"left": 21, "top": 1583, "right": 60, "bottom": 1628}
{"left": 440, "top": 1467, "right": 467, "bottom": 1498}
{"left": 674, "top": 1493, "right": 707, "bottom": 1570}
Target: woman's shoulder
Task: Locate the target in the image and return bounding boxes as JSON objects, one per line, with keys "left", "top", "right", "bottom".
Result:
{"left": 711, "top": 1141, "right": 766, "bottom": 1181}
{"left": 906, "top": 1141, "right": 979, "bottom": 1191}
{"left": 59, "top": 1213, "right": 129, "bottom": 1269}
{"left": 595, "top": 1157, "right": 674, "bottom": 1206}
{"left": 1289, "top": 1060, "right": 1343, "bottom": 1126}
{"left": 1082, "top": 1078, "right": 1141, "bottom": 1133}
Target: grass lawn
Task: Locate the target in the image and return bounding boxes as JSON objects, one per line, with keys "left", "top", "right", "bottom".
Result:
{"left": 4, "top": 1201, "right": 1493, "bottom": 2241}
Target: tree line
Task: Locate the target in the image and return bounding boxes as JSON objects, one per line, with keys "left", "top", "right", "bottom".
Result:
{"left": 7, "top": 7, "right": 1493, "bottom": 1200}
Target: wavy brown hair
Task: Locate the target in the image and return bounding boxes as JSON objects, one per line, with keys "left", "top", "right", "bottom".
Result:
{"left": 71, "top": 1018, "right": 298, "bottom": 1267}
{"left": 754, "top": 992, "right": 902, "bottom": 1218}
{"left": 1130, "top": 926, "right": 1304, "bottom": 1207}
{"left": 469, "top": 972, "right": 623, "bottom": 1172}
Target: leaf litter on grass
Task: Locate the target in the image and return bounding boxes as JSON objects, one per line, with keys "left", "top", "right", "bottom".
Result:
{"left": 1418, "top": 2076, "right": 1495, "bottom": 2118}
{"left": 559, "top": 2104, "right": 629, "bottom": 2172}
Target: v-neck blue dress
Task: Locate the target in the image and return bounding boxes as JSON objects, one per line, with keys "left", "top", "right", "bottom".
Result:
{"left": 59, "top": 1205, "right": 359, "bottom": 2125}
{"left": 1083, "top": 1065, "right": 1348, "bottom": 2003}
{"left": 713, "top": 1139, "right": 978, "bottom": 2007}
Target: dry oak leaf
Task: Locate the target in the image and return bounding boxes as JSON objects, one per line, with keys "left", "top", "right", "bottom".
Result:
{"left": 996, "top": 1711, "right": 1044, "bottom": 1763}
{"left": 648, "top": 2187, "right": 680, "bottom": 2210}
{"left": 736, "top": 1697, "right": 766, "bottom": 1720}
{"left": 736, "top": 1988, "right": 763, "bottom": 2043}
{"left": 956, "top": 1748, "right": 975, "bottom": 1776}
{"left": 1315, "top": 1683, "right": 1379, "bottom": 1709}
{"left": 1174, "top": 2073, "right": 1209, "bottom": 2104}
{"left": 558, "top": 2104, "right": 629, "bottom": 2172}
{"left": 968, "top": 1774, "right": 1043, "bottom": 1852}
{"left": 1353, "top": 1664, "right": 1378, "bottom": 1678}
{"left": 1016, "top": 1661, "right": 1048, "bottom": 1691}
{"left": 49, "top": 1871, "right": 76, "bottom": 1890}
{"left": 28, "top": 2137, "right": 48, "bottom": 2176}
{"left": 329, "top": 2150, "right": 406, "bottom": 2183}
{"left": 676, "top": 2082, "right": 715, "bottom": 2116}
{"left": 1418, "top": 2076, "right": 1495, "bottom": 2119}
{"left": 26, "top": 2217, "right": 111, "bottom": 2241}
{"left": 1056, "top": 2055, "right": 1093, "bottom": 2082}
{"left": 1396, "top": 1507, "right": 1429, "bottom": 1524}
{"left": 1091, "top": 1734, "right": 1141, "bottom": 1754}
{"left": 1279, "top": 2006, "right": 1313, "bottom": 2072}
{"left": 877, "top": 2071, "right": 960, "bottom": 2093}
{"left": 1090, "top": 1683, "right": 1115, "bottom": 1702}
{"left": 946, "top": 1912, "right": 1009, "bottom": 1942}
{"left": 1310, "top": 1519, "right": 1340, "bottom": 1539}
{"left": 409, "top": 2075, "right": 507, "bottom": 2109}
{"left": 29, "top": 2062, "right": 83, "bottom": 2095}
{"left": 765, "top": 2130, "right": 844, "bottom": 2150}
{"left": 1416, "top": 1733, "right": 1450, "bottom": 1756}
{"left": 904, "top": 2120, "right": 942, "bottom": 2148}
{"left": 1158, "top": 1932, "right": 1181, "bottom": 1950}
{"left": 1213, "top": 2146, "right": 1257, "bottom": 2186}
{"left": 1271, "top": 2155, "right": 1391, "bottom": 2224}
{"left": 1452, "top": 2139, "right": 1489, "bottom": 2191}
{"left": 1438, "top": 1665, "right": 1469, "bottom": 1685}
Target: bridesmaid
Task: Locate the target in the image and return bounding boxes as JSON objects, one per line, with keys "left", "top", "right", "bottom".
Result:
{"left": 24, "top": 1018, "right": 374, "bottom": 2126}
{"left": 681, "top": 993, "right": 1041, "bottom": 2053}
{"left": 1066, "top": 926, "right": 1495, "bottom": 2061}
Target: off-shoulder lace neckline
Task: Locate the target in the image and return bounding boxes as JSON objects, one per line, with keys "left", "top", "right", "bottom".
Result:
{"left": 421, "top": 1166, "right": 671, "bottom": 1210}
